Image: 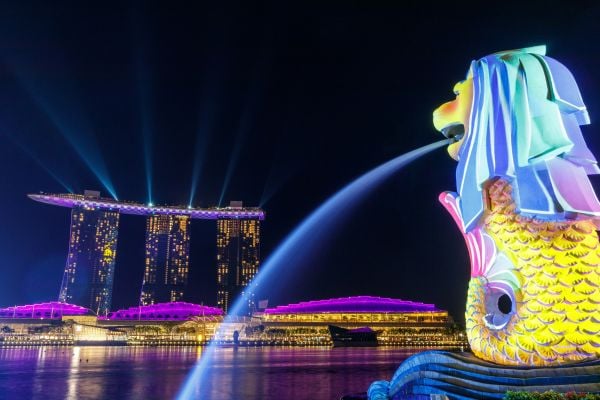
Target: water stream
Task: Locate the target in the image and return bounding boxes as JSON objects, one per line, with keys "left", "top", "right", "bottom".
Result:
{"left": 177, "top": 138, "right": 450, "bottom": 399}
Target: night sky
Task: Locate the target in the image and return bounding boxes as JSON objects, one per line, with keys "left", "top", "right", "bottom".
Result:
{"left": 1, "top": 1, "right": 600, "bottom": 323}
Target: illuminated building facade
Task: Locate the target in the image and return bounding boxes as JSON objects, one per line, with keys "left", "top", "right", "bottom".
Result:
{"left": 256, "top": 296, "right": 463, "bottom": 346}
{"left": 141, "top": 214, "right": 191, "bottom": 305}
{"left": 103, "top": 302, "right": 222, "bottom": 321}
{"left": 217, "top": 202, "right": 261, "bottom": 314}
{"left": 0, "top": 298, "right": 464, "bottom": 347}
{"left": 30, "top": 192, "right": 265, "bottom": 314}
{"left": 58, "top": 194, "right": 120, "bottom": 316}
{"left": 0, "top": 302, "right": 91, "bottom": 319}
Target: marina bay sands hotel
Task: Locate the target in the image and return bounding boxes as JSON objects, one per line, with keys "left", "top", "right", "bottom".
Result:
{"left": 29, "top": 190, "right": 264, "bottom": 316}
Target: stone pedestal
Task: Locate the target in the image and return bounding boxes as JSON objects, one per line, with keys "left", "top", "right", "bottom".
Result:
{"left": 367, "top": 351, "right": 600, "bottom": 400}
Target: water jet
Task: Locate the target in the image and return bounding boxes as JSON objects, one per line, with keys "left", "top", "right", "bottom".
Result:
{"left": 176, "top": 138, "right": 450, "bottom": 399}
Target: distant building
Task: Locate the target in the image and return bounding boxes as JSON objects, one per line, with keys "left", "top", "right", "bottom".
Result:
{"left": 216, "top": 201, "right": 261, "bottom": 314}
{"left": 29, "top": 191, "right": 265, "bottom": 313}
{"left": 0, "top": 301, "right": 92, "bottom": 320}
{"left": 256, "top": 296, "right": 464, "bottom": 346}
{"left": 0, "top": 298, "right": 467, "bottom": 347}
{"left": 141, "top": 214, "right": 191, "bottom": 305}
{"left": 58, "top": 193, "right": 120, "bottom": 316}
{"left": 103, "top": 302, "right": 223, "bottom": 321}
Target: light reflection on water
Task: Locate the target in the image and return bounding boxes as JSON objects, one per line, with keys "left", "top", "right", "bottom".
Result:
{"left": 0, "top": 346, "right": 445, "bottom": 400}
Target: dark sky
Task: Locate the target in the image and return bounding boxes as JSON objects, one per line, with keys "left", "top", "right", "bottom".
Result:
{"left": 1, "top": 1, "right": 600, "bottom": 323}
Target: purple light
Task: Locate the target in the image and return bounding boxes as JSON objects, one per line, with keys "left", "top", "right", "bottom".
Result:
{"left": 28, "top": 193, "right": 266, "bottom": 220}
{"left": 263, "top": 296, "right": 441, "bottom": 314}
{"left": 100, "top": 302, "right": 223, "bottom": 321}
{"left": 0, "top": 302, "right": 91, "bottom": 319}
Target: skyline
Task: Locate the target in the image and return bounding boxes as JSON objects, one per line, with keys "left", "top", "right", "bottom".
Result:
{"left": 1, "top": 2, "right": 600, "bottom": 323}
{"left": 29, "top": 189, "right": 262, "bottom": 314}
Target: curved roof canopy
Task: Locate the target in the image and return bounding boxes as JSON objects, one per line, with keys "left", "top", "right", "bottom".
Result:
{"left": 263, "top": 296, "right": 441, "bottom": 314}
{"left": 102, "top": 302, "right": 223, "bottom": 321}
{"left": 0, "top": 301, "right": 92, "bottom": 319}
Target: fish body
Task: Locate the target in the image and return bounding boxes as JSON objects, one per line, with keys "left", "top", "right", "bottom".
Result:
{"left": 441, "top": 179, "right": 600, "bottom": 366}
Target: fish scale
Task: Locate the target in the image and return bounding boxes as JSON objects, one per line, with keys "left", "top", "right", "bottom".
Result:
{"left": 465, "top": 179, "right": 600, "bottom": 366}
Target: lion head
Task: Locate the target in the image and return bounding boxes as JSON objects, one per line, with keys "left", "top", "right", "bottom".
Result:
{"left": 434, "top": 45, "right": 600, "bottom": 231}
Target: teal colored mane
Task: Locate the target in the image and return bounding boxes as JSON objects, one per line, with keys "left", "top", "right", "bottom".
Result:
{"left": 455, "top": 46, "right": 600, "bottom": 232}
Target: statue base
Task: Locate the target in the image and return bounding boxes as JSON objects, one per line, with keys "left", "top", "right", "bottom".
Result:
{"left": 357, "top": 350, "right": 600, "bottom": 400}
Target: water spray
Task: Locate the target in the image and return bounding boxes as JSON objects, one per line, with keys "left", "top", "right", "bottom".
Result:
{"left": 176, "top": 138, "right": 450, "bottom": 399}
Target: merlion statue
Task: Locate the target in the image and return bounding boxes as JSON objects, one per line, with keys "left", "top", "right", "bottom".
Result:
{"left": 365, "top": 46, "right": 600, "bottom": 400}
{"left": 435, "top": 45, "right": 600, "bottom": 366}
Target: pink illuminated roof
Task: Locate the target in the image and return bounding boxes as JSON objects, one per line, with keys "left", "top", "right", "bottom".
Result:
{"left": 101, "top": 302, "right": 223, "bottom": 321}
{"left": 0, "top": 301, "right": 92, "bottom": 319}
{"left": 263, "top": 296, "right": 441, "bottom": 314}
{"left": 28, "top": 193, "right": 265, "bottom": 220}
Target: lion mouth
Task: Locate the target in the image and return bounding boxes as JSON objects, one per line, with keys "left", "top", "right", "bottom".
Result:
{"left": 441, "top": 123, "right": 465, "bottom": 142}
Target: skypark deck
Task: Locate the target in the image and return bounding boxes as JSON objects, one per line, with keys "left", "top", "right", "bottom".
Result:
{"left": 28, "top": 192, "right": 265, "bottom": 220}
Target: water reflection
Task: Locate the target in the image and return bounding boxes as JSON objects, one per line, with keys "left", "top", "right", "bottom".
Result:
{"left": 0, "top": 346, "right": 445, "bottom": 399}
{"left": 66, "top": 346, "right": 80, "bottom": 400}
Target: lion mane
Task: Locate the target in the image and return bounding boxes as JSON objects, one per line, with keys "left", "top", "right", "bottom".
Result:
{"left": 455, "top": 45, "right": 600, "bottom": 231}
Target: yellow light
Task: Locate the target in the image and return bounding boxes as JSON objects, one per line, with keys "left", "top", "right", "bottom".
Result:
{"left": 458, "top": 180, "right": 600, "bottom": 366}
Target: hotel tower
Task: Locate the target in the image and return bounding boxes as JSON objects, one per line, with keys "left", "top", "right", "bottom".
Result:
{"left": 140, "top": 214, "right": 191, "bottom": 305}
{"left": 58, "top": 190, "right": 119, "bottom": 316}
{"left": 216, "top": 202, "right": 261, "bottom": 314}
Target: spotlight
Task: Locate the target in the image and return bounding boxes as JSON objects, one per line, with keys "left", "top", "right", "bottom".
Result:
{"left": 148, "top": 202, "right": 154, "bottom": 207}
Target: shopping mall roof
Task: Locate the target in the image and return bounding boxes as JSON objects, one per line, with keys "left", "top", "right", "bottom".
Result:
{"left": 101, "top": 302, "right": 223, "bottom": 321}
{"left": 0, "top": 302, "right": 92, "bottom": 319}
{"left": 263, "top": 296, "right": 442, "bottom": 314}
